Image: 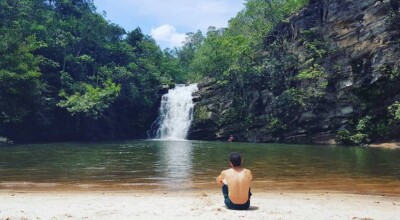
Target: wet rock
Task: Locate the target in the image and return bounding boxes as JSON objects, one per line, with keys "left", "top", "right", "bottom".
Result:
{"left": 0, "top": 136, "right": 13, "bottom": 145}
{"left": 158, "top": 85, "right": 171, "bottom": 95}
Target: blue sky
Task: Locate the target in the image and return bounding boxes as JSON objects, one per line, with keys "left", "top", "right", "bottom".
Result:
{"left": 93, "top": 0, "right": 245, "bottom": 49}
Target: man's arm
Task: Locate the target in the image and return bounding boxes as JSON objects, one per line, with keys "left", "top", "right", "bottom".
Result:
{"left": 216, "top": 171, "right": 225, "bottom": 186}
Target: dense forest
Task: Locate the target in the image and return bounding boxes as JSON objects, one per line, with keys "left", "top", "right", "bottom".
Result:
{"left": 0, "top": 0, "right": 184, "bottom": 142}
{"left": 1, "top": 0, "right": 399, "bottom": 144}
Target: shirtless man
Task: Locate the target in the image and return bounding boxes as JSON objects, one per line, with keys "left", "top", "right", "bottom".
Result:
{"left": 227, "top": 135, "right": 234, "bottom": 142}
{"left": 216, "top": 152, "right": 252, "bottom": 210}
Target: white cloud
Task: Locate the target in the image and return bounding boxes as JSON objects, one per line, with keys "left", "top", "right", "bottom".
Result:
{"left": 94, "top": 0, "right": 245, "bottom": 48}
{"left": 151, "top": 24, "right": 186, "bottom": 48}
{"left": 128, "top": 0, "right": 244, "bottom": 30}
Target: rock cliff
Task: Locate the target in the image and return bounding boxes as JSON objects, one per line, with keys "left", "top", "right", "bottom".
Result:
{"left": 189, "top": 0, "right": 400, "bottom": 144}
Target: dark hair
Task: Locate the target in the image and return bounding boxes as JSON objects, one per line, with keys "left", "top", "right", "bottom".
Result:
{"left": 229, "top": 152, "right": 242, "bottom": 167}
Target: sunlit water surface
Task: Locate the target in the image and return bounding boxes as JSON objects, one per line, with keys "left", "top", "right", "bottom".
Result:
{"left": 1, "top": 141, "right": 399, "bottom": 195}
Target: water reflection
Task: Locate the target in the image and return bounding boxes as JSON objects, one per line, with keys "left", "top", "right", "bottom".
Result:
{"left": 0, "top": 141, "right": 400, "bottom": 195}
{"left": 156, "top": 141, "right": 193, "bottom": 189}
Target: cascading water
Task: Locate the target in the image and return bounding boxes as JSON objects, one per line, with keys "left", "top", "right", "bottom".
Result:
{"left": 150, "top": 84, "right": 198, "bottom": 140}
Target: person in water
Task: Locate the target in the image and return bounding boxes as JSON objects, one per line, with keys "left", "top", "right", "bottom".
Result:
{"left": 216, "top": 152, "right": 252, "bottom": 210}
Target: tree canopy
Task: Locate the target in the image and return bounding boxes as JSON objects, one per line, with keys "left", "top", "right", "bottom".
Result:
{"left": 0, "top": 0, "right": 179, "bottom": 141}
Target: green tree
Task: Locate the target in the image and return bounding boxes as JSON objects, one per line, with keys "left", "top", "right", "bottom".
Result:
{"left": 58, "top": 79, "right": 121, "bottom": 118}
{"left": 0, "top": 0, "right": 45, "bottom": 123}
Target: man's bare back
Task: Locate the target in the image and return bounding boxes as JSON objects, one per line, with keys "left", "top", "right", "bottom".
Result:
{"left": 216, "top": 152, "right": 252, "bottom": 210}
{"left": 216, "top": 167, "right": 252, "bottom": 204}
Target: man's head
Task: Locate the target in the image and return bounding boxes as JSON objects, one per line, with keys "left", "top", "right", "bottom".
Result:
{"left": 229, "top": 152, "right": 242, "bottom": 167}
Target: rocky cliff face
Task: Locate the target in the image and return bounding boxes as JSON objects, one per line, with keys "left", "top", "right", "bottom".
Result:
{"left": 189, "top": 0, "right": 400, "bottom": 144}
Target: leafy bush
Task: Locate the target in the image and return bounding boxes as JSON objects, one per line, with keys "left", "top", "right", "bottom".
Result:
{"left": 349, "top": 133, "right": 370, "bottom": 145}
{"left": 337, "top": 129, "right": 370, "bottom": 145}
{"left": 388, "top": 101, "right": 400, "bottom": 121}
{"left": 268, "top": 117, "right": 287, "bottom": 134}
{"left": 337, "top": 129, "right": 352, "bottom": 145}
{"left": 379, "top": 65, "right": 400, "bottom": 80}
{"left": 356, "top": 115, "right": 373, "bottom": 133}
{"left": 296, "top": 64, "right": 326, "bottom": 80}
{"left": 305, "top": 40, "right": 327, "bottom": 58}
{"left": 193, "top": 106, "right": 210, "bottom": 124}
{"left": 58, "top": 80, "right": 121, "bottom": 118}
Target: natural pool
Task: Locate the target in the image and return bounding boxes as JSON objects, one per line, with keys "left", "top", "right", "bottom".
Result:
{"left": 0, "top": 140, "right": 399, "bottom": 195}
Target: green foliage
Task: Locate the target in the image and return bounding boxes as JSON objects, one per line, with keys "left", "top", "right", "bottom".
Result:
{"left": 171, "top": 0, "right": 312, "bottom": 134}
{"left": 189, "top": 28, "right": 252, "bottom": 82}
{"left": 356, "top": 116, "right": 373, "bottom": 133}
{"left": 379, "top": 65, "right": 400, "bottom": 80}
{"left": 0, "top": 0, "right": 181, "bottom": 141}
{"left": 291, "top": 32, "right": 329, "bottom": 109}
{"left": 337, "top": 129, "right": 370, "bottom": 145}
{"left": 385, "top": 5, "right": 400, "bottom": 32}
{"left": 353, "top": 116, "right": 373, "bottom": 145}
{"left": 376, "top": 122, "right": 391, "bottom": 139}
{"left": 0, "top": 30, "right": 44, "bottom": 123}
{"left": 304, "top": 39, "right": 327, "bottom": 58}
{"left": 388, "top": 102, "right": 400, "bottom": 121}
{"left": 228, "top": 0, "right": 309, "bottom": 47}
{"left": 296, "top": 65, "right": 325, "bottom": 80}
{"left": 243, "top": 114, "right": 256, "bottom": 127}
{"left": 177, "top": 30, "right": 204, "bottom": 82}
{"left": 58, "top": 80, "right": 121, "bottom": 118}
{"left": 275, "top": 88, "right": 306, "bottom": 109}
{"left": 337, "top": 116, "right": 375, "bottom": 145}
{"left": 176, "top": 0, "right": 310, "bottom": 86}
{"left": 390, "top": 68, "right": 400, "bottom": 80}
{"left": 337, "top": 129, "right": 352, "bottom": 145}
{"left": 217, "top": 108, "right": 239, "bottom": 127}
{"left": 7, "top": 0, "right": 398, "bottom": 145}
{"left": 193, "top": 106, "right": 210, "bottom": 124}
{"left": 385, "top": 66, "right": 400, "bottom": 81}
{"left": 268, "top": 117, "right": 287, "bottom": 134}
{"left": 349, "top": 133, "right": 370, "bottom": 145}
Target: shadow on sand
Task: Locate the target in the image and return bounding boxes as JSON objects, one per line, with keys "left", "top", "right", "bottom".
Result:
{"left": 223, "top": 206, "right": 259, "bottom": 211}
{"left": 248, "top": 206, "right": 259, "bottom": 211}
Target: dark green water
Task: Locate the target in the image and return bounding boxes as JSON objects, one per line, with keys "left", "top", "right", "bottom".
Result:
{"left": 1, "top": 140, "right": 399, "bottom": 194}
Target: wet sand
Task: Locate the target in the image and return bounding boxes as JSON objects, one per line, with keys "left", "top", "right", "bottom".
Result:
{"left": 1, "top": 190, "right": 399, "bottom": 220}
{"left": 368, "top": 142, "right": 400, "bottom": 150}
{"left": 2, "top": 178, "right": 400, "bottom": 196}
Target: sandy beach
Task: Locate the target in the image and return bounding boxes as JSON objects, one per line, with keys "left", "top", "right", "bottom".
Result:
{"left": 1, "top": 190, "right": 399, "bottom": 220}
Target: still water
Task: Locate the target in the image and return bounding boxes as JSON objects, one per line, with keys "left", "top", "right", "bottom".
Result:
{"left": 0, "top": 141, "right": 399, "bottom": 195}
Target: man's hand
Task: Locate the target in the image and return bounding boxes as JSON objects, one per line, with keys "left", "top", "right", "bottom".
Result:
{"left": 216, "top": 171, "right": 225, "bottom": 186}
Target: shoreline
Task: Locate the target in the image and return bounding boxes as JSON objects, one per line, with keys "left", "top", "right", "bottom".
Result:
{"left": 368, "top": 142, "right": 400, "bottom": 150}
{"left": 2, "top": 178, "right": 400, "bottom": 196}
{"left": 2, "top": 179, "right": 400, "bottom": 198}
{"left": 2, "top": 139, "right": 400, "bottom": 148}
{"left": 1, "top": 190, "right": 399, "bottom": 220}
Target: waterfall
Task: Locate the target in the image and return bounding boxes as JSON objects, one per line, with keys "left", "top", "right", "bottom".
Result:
{"left": 151, "top": 84, "right": 198, "bottom": 140}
